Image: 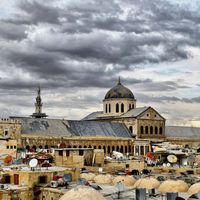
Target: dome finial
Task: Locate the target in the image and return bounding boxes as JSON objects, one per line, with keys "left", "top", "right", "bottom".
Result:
{"left": 118, "top": 76, "right": 121, "bottom": 85}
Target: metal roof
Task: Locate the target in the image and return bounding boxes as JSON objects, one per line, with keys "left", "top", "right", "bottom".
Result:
{"left": 166, "top": 126, "right": 200, "bottom": 139}
{"left": 81, "top": 111, "right": 103, "bottom": 120}
{"left": 68, "top": 120, "right": 132, "bottom": 138}
{"left": 120, "top": 107, "right": 149, "bottom": 118}
{"left": 14, "top": 117, "right": 132, "bottom": 138}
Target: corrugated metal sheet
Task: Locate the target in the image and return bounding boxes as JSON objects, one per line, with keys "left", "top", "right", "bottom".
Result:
{"left": 166, "top": 126, "right": 200, "bottom": 138}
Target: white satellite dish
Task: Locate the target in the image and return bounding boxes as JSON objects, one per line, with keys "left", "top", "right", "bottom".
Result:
{"left": 29, "top": 158, "right": 38, "bottom": 168}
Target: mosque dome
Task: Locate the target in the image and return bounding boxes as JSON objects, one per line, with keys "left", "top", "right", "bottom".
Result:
{"left": 104, "top": 78, "right": 135, "bottom": 100}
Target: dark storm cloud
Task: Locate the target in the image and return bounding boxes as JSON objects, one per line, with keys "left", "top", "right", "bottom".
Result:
{"left": 0, "top": 21, "right": 27, "bottom": 40}
{"left": 136, "top": 93, "right": 200, "bottom": 104}
{"left": 0, "top": 0, "right": 200, "bottom": 119}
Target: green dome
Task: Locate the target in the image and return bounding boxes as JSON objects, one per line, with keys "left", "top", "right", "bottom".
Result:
{"left": 104, "top": 79, "right": 135, "bottom": 100}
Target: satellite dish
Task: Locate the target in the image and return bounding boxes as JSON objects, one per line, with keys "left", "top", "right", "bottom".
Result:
{"left": 167, "top": 155, "right": 177, "bottom": 163}
{"left": 167, "top": 163, "right": 171, "bottom": 167}
{"left": 29, "top": 158, "right": 38, "bottom": 168}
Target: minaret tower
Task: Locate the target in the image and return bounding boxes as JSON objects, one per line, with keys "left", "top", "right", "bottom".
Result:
{"left": 31, "top": 86, "right": 47, "bottom": 118}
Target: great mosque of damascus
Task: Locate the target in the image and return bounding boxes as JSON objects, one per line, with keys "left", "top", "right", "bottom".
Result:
{"left": 2, "top": 78, "right": 200, "bottom": 155}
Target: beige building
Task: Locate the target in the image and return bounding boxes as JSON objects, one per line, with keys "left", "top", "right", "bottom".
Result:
{"left": 83, "top": 78, "right": 165, "bottom": 141}
{"left": 5, "top": 79, "right": 199, "bottom": 157}
{"left": 0, "top": 119, "right": 21, "bottom": 160}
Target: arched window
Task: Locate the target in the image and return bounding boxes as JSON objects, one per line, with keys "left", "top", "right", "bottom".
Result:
{"left": 159, "top": 127, "right": 163, "bottom": 135}
{"left": 88, "top": 145, "right": 92, "bottom": 148}
{"left": 45, "top": 145, "right": 48, "bottom": 149}
{"left": 103, "top": 146, "right": 106, "bottom": 153}
{"left": 145, "top": 126, "right": 148, "bottom": 134}
{"left": 150, "top": 126, "right": 153, "bottom": 134}
{"left": 120, "top": 146, "right": 124, "bottom": 153}
{"left": 116, "top": 103, "right": 119, "bottom": 113}
{"left": 98, "top": 145, "right": 101, "bottom": 149}
{"left": 155, "top": 127, "right": 158, "bottom": 134}
{"left": 108, "top": 146, "right": 111, "bottom": 154}
{"left": 73, "top": 145, "right": 77, "bottom": 148}
{"left": 109, "top": 104, "right": 111, "bottom": 112}
{"left": 129, "top": 126, "right": 133, "bottom": 133}
{"left": 112, "top": 146, "right": 115, "bottom": 152}
{"left": 39, "top": 145, "right": 43, "bottom": 149}
{"left": 129, "top": 104, "right": 132, "bottom": 110}
{"left": 140, "top": 126, "right": 144, "bottom": 134}
{"left": 121, "top": 103, "right": 124, "bottom": 113}
{"left": 93, "top": 146, "right": 96, "bottom": 149}
{"left": 128, "top": 145, "right": 131, "bottom": 153}
{"left": 125, "top": 146, "right": 128, "bottom": 153}
{"left": 105, "top": 104, "right": 107, "bottom": 113}
{"left": 79, "top": 145, "right": 82, "bottom": 148}
{"left": 116, "top": 146, "right": 119, "bottom": 151}
{"left": 132, "top": 104, "right": 134, "bottom": 109}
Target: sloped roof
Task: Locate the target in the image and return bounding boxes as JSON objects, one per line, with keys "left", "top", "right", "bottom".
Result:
{"left": 120, "top": 107, "right": 149, "bottom": 118}
{"left": 12, "top": 117, "right": 132, "bottom": 138}
{"left": 17, "top": 117, "right": 75, "bottom": 137}
{"left": 81, "top": 111, "right": 103, "bottom": 121}
{"left": 165, "top": 126, "right": 200, "bottom": 139}
{"left": 68, "top": 120, "right": 132, "bottom": 138}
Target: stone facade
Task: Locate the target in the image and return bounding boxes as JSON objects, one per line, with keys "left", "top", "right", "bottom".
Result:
{"left": 102, "top": 98, "right": 136, "bottom": 117}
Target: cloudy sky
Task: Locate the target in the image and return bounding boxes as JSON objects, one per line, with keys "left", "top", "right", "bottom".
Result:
{"left": 0, "top": 0, "right": 200, "bottom": 126}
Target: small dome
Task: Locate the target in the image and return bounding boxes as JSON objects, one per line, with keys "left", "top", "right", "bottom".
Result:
{"left": 104, "top": 78, "right": 135, "bottom": 100}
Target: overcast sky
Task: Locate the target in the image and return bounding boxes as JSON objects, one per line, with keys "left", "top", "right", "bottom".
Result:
{"left": 0, "top": 0, "right": 200, "bottom": 126}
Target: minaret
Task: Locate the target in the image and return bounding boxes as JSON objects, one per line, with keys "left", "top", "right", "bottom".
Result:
{"left": 31, "top": 86, "right": 47, "bottom": 118}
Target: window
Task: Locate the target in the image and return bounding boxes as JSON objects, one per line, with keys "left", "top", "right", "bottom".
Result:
{"left": 93, "top": 146, "right": 96, "bottom": 149}
{"left": 58, "top": 151, "right": 63, "bottom": 156}
{"left": 109, "top": 104, "right": 111, "bottom": 112}
{"left": 145, "top": 126, "right": 148, "bottom": 134}
{"left": 140, "top": 126, "right": 144, "bottom": 134}
{"left": 103, "top": 146, "right": 106, "bottom": 153}
{"left": 116, "top": 103, "right": 119, "bottom": 113}
{"left": 98, "top": 145, "right": 101, "bottom": 149}
{"left": 155, "top": 127, "right": 158, "bottom": 134}
{"left": 154, "top": 114, "right": 157, "bottom": 117}
{"left": 38, "top": 176, "right": 47, "bottom": 184}
{"left": 112, "top": 146, "right": 115, "bottom": 152}
{"left": 121, "top": 103, "right": 124, "bottom": 113}
{"left": 146, "top": 114, "right": 149, "bottom": 117}
{"left": 4, "top": 130, "right": 8, "bottom": 136}
{"left": 120, "top": 146, "right": 124, "bottom": 153}
{"left": 7, "top": 146, "right": 9, "bottom": 149}
{"left": 107, "top": 146, "right": 111, "bottom": 154}
{"left": 105, "top": 104, "right": 107, "bottom": 113}
{"left": 66, "top": 150, "right": 70, "bottom": 156}
{"left": 116, "top": 146, "right": 119, "bottom": 152}
{"left": 79, "top": 150, "right": 84, "bottom": 156}
{"left": 129, "top": 104, "right": 131, "bottom": 110}
{"left": 125, "top": 146, "right": 128, "bottom": 153}
{"left": 159, "top": 127, "right": 163, "bottom": 135}
{"left": 132, "top": 104, "right": 134, "bottom": 109}
{"left": 10, "top": 146, "right": 13, "bottom": 149}
{"left": 129, "top": 126, "right": 133, "bottom": 133}
{"left": 150, "top": 126, "right": 153, "bottom": 134}
{"left": 14, "top": 146, "right": 16, "bottom": 149}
